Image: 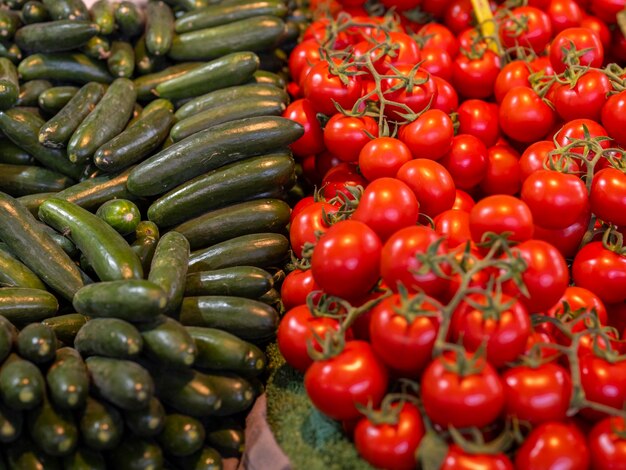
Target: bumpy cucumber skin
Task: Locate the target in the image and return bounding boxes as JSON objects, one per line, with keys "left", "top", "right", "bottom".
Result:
{"left": 15, "top": 20, "right": 99, "bottom": 53}
{"left": 18, "top": 53, "right": 113, "bottom": 84}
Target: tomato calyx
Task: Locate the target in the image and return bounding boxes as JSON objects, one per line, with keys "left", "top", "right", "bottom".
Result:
{"left": 392, "top": 285, "right": 443, "bottom": 323}
{"left": 412, "top": 237, "right": 451, "bottom": 279}
{"left": 462, "top": 279, "right": 518, "bottom": 322}
{"left": 440, "top": 343, "right": 489, "bottom": 377}
{"left": 356, "top": 390, "right": 420, "bottom": 426}
{"left": 447, "top": 423, "right": 514, "bottom": 457}
{"left": 323, "top": 184, "right": 364, "bottom": 222}
{"left": 601, "top": 225, "right": 626, "bottom": 256}
{"left": 557, "top": 40, "right": 597, "bottom": 71}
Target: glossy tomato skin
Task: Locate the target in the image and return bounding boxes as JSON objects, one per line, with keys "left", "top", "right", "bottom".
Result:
{"left": 396, "top": 159, "right": 456, "bottom": 217}
{"left": 281, "top": 269, "right": 319, "bottom": 312}
{"left": 573, "top": 242, "right": 626, "bottom": 305}
{"left": 494, "top": 60, "right": 531, "bottom": 103}
{"left": 434, "top": 209, "right": 471, "bottom": 248}
{"left": 321, "top": 163, "right": 368, "bottom": 200}
{"left": 304, "top": 340, "right": 388, "bottom": 421}
{"left": 590, "top": 168, "right": 626, "bottom": 227}
{"left": 283, "top": 99, "right": 326, "bottom": 158}
{"left": 469, "top": 195, "right": 534, "bottom": 243}
{"left": 302, "top": 60, "right": 362, "bottom": 116}
{"left": 323, "top": 114, "right": 378, "bottom": 163}
{"left": 398, "top": 109, "right": 454, "bottom": 160}
{"left": 439, "top": 134, "right": 488, "bottom": 191}
{"left": 589, "top": 416, "right": 626, "bottom": 470}
{"left": 547, "top": 286, "right": 608, "bottom": 331}
{"left": 547, "top": 0, "right": 583, "bottom": 34}
{"left": 515, "top": 422, "right": 590, "bottom": 470}
{"left": 518, "top": 140, "right": 580, "bottom": 183}
{"left": 289, "top": 201, "right": 337, "bottom": 258}
{"left": 590, "top": 0, "right": 625, "bottom": 24}
{"left": 418, "top": 23, "right": 459, "bottom": 58}
{"left": 289, "top": 40, "right": 322, "bottom": 85}
{"left": 533, "top": 206, "right": 590, "bottom": 259}
{"left": 553, "top": 69, "right": 611, "bottom": 122}
{"left": 549, "top": 27, "right": 604, "bottom": 73}
{"left": 382, "top": 65, "right": 437, "bottom": 120}
{"left": 500, "top": 6, "right": 552, "bottom": 53}
{"left": 457, "top": 99, "right": 500, "bottom": 148}
{"left": 602, "top": 91, "right": 626, "bottom": 148}
{"left": 453, "top": 189, "right": 476, "bottom": 211}
{"left": 359, "top": 137, "right": 413, "bottom": 181}
{"left": 452, "top": 49, "right": 501, "bottom": 100}
{"left": 480, "top": 144, "right": 521, "bottom": 196}
{"left": 499, "top": 87, "right": 556, "bottom": 143}
{"left": 420, "top": 47, "right": 453, "bottom": 81}
{"left": 354, "top": 402, "right": 424, "bottom": 470}
{"left": 580, "top": 355, "right": 626, "bottom": 421}
{"left": 432, "top": 76, "right": 459, "bottom": 113}
{"left": 441, "top": 445, "right": 513, "bottom": 470}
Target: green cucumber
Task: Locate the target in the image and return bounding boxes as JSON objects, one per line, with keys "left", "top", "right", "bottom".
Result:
{"left": 258, "top": 287, "right": 280, "bottom": 306}
{"left": 134, "top": 34, "right": 170, "bottom": 75}
{"left": 6, "top": 437, "right": 62, "bottom": 469}
{"left": 0, "top": 316, "right": 17, "bottom": 364}
{"left": 2, "top": 44, "right": 22, "bottom": 65}
{"left": 127, "top": 116, "right": 303, "bottom": 197}
{"left": 169, "top": 0, "right": 215, "bottom": 10}
{"left": 73, "top": 280, "right": 166, "bottom": 322}
{"left": 179, "top": 296, "right": 279, "bottom": 341}
{"left": 18, "top": 53, "right": 113, "bottom": 84}
{"left": 0, "top": 243, "right": 46, "bottom": 289}
{"left": 86, "top": 356, "right": 154, "bottom": 411}
{"left": 67, "top": 78, "right": 136, "bottom": 164}
{"left": 169, "top": 16, "right": 284, "bottom": 61}
{"left": 132, "top": 220, "right": 160, "bottom": 273}
{"left": 0, "top": 10, "right": 21, "bottom": 41}
{"left": 147, "top": 1, "right": 175, "bottom": 56}
{"left": 124, "top": 396, "right": 166, "bottom": 438}
{"left": 148, "top": 231, "right": 189, "bottom": 314}
{"left": 158, "top": 413, "right": 205, "bottom": 457}
{"left": 37, "top": 86, "right": 79, "bottom": 114}
{"left": 15, "top": 20, "right": 99, "bottom": 53}
{"left": 155, "top": 51, "right": 258, "bottom": 100}
{"left": 152, "top": 366, "right": 221, "bottom": 416}
{"left": 75, "top": 318, "right": 143, "bottom": 359}
{"left": 133, "top": 62, "right": 202, "bottom": 101}
{"left": 41, "top": 313, "right": 87, "bottom": 345}
{"left": 175, "top": 446, "right": 223, "bottom": 470}
{"left": 16, "top": 323, "right": 57, "bottom": 364}
{"left": 108, "top": 41, "right": 135, "bottom": 78}
{"left": 184, "top": 267, "right": 272, "bottom": 298}
{"left": 0, "top": 353, "right": 45, "bottom": 410}
{"left": 28, "top": 395, "right": 78, "bottom": 456}
{"left": 0, "top": 287, "right": 58, "bottom": 324}
{"left": 139, "top": 316, "right": 196, "bottom": 368}
{"left": 46, "top": 347, "right": 89, "bottom": 410}
{"left": 96, "top": 199, "right": 141, "bottom": 235}
{"left": 17, "top": 192, "right": 56, "bottom": 216}
{"left": 0, "top": 59, "right": 19, "bottom": 110}
{"left": 174, "top": 83, "right": 287, "bottom": 120}
{"left": 252, "top": 69, "right": 286, "bottom": 88}
{"left": 36, "top": 221, "right": 79, "bottom": 258}
{"left": 203, "top": 373, "right": 255, "bottom": 416}
{"left": 0, "top": 140, "right": 36, "bottom": 166}
{"left": 79, "top": 396, "right": 123, "bottom": 451}
{"left": 115, "top": 1, "right": 145, "bottom": 38}
{"left": 205, "top": 421, "right": 244, "bottom": 457}
{"left": 43, "top": 0, "right": 90, "bottom": 20}
{"left": 90, "top": 0, "right": 115, "bottom": 35}
{"left": 188, "top": 327, "right": 266, "bottom": 376}
{"left": 107, "top": 437, "right": 164, "bottom": 470}
{"left": 63, "top": 448, "right": 106, "bottom": 470}
{"left": 39, "top": 198, "right": 143, "bottom": 281}
{"left": 0, "top": 164, "right": 73, "bottom": 196}
{"left": 16, "top": 79, "right": 51, "bottom": 107}
{"left": 81, "top": 35, "right": 110, "bottom": 60}
{"left": 22, "top": 2, "right": 51, "bottom": 25}
{"left": 0, "top": 401, "right": 22, "bottom": 443}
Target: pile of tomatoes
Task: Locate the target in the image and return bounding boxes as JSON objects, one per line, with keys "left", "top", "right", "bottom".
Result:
{"left": 277, "top": 0, "right": 626, "bottom": 468}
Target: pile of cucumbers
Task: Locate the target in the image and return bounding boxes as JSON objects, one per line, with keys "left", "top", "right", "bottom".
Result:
{"left": 0, "top": 0, "right": 305, "bottom": 467}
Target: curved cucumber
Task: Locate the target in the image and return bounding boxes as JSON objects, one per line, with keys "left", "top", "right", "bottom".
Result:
{"left": 37, "top": 86, "right": 79, "bottom": 113}
{"left": 90, "top": 0, "right": 115, "bottom": 35}
{"left": 43, "top": 0, "right": 90, "bottom": 21}
{"left": 15, "top": 20, "right": 99, "bottom": 53}
{"left": 0, "top": 164, "right": 73, "bottom": 196}
{"left": 18, "top": 53, "right": 113, "bottom": 84}
{"left": 108, "top": 40, "right": 135, "bottom": 78}
{"left": 148, "top": 231, "right": 189, "bottom": 314}
{"left": 0, "top": 140, "right": 36, "bottom": 166}
{"left": 0, "top": 287, "right": 58, "bottom": 324}
{"left": 184, "top": 267, "right": 273, "bottom": 298}
{"left": 0, "top": 58, "right": 19, "bottom": 110}
{"left": 152, "top": 366, "right": 221, "bottom": 417}
{"left": 46, "top": 347, "right": 89, "bottom": 410}
{"left": 42, "top": 314, "right": 88, "bottom": 345}
{"left": 133, "top": 62, "right": 202, "bottom": 101}
{"left": 146, "top": 1, "right": 175, "bottom": 56}
{"left": 75, "top": 318, "right": 143, "bottom": 359}
{"left": 0, "top": 244, "right": 45, "bottom": 289}
{"left": 17, "top": 79, "right": 52, "bottom": 107}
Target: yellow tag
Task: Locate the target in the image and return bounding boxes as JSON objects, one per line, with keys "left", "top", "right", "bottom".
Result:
{"left": 618, "top": 7, "right": 626, "bottom": 39}
{"left": 470, "top": 0, "right": 500, "bottom": 54}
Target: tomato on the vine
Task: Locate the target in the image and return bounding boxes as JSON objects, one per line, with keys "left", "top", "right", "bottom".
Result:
{"left": 469, "top": 195, "right": 534, "bottom": 243}
{"left": 494, "top": 60, "right": 531, "bottom": 103}
{"left": 590, "top": 168, "right": 626, "bottom": 227}
{"left": 573, "top": 242, "right": 626, "bottom": 305}
{"left": 381, "top": 65, "right": 438, "bottom": 120}
{"left": 589, "top": 416, "right": 626, "bottom": 470}
{"left": 420, "top": 47, "right": 453, "bottom": 81}
{"left": 398, "top": 109, "right": 454, "bottom": 160}
{"left": 480, "top": 144, "right": 521, "bottom": 196}
{"left": 499, "top": 86, "right": 556, "bottom": 143}
{"left": 441, "top": 445, "right": 513, "bottom": 470}
{"left": 396, "top": 158, "right": 456, "bottom": 217}
{"left": 518, "top": 140, "right": 581, "bottom": 182}
{"left": 281, "top": 269, "right": 320, "bottom": 312}
{"left": 453, "top": 189, "right": 476, "bottom": 211}
{"left": 282, "top": 99, "right": 326, "bottom": 158}
{"left": 452, "top": 49, "right": 501, "bottom": 100}
{"left": 580, "top": 354, "right": 626, "bottom": 421}
{"left": 601, "top": 90, "right": 626, "bottom": 148}
{"left": 549, "top": 27, "right": 604, "bottom": 73}
{"left": 321, "top": 162, "right": 368, "bottom": 200}
{"left": 432, "top": 76, "right": 459, "bottom": 113}
{"left": 499, "top": 6, "right": 552, "bottom": 53}
{"left": 553, "top": 70, "right": 611, "bottom": 122}
{"left": 302, "top": 59, "right": 363, "bottom": 116}
{"left": 290, "top": 201, "right": 338, "bottom": 258}
{"left": 289, "top": 40, "right": 322, "bottom": 86}
{"left": 323, "top": 114, "right": 378, "bottom": 163}
{"left": 439, "top": 134, "right": 488, "bottom": 190}
{"left": 547, "top": 0, "right": 583, "bottom": 34}
{"left": 457, "top": 99, "right": 500, "bottom": 148}
{"left": 359, "top": 137, "right": 413, "bottom": 181}
{"left": 515, "top": 422, "right": 590, "bottom": 470}
{"left": 434, "top": 209, "right": 471, "bottom": 248}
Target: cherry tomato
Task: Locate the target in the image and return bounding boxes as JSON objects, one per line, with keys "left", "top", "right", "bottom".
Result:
{"left": 382, "top": 65, "right": 438, "bottom": 120}
{"left": 554, "top": 118, "right": 611, "bottom": 160}
{"left": 283, "top": 99, "right": 326, "bottom": 158}
{"left": 439, "top": 134, "right": 488, "bottom": 190}
{"left": 432, "top": 76, "right": 459, "bottom": 113}
{"left": 499, "top": 87, "right": 556, "bottom": 143}
{"left": 549, "top": 27, "right": 604, "bottom": 73}
{"left": 469, "top": 195, "right": 534, "bottom": 243}
{"left": 589, "top": 417, "right": 626, "bottom": 470}
{"left": 518, "top": 140, "right": 581, "bottom": 183}
{"left": 289, "top": 40, "right": 322, "bottom": 86}
{"left": 590, "top": 168, "right": 626, "bottom": 227}
{"left": 453, "top": 189, "right": 476, "bottom": 211}
{"left": 435, "top": 209, "right": 471, "bottom": 248}
{"left": 590, "top": 0, "right": 625, "bottom": 24}
{"left": 290, "top": 196, "right": 316, "bottom": 223}
{"left": 480, "top": 144, "right": 521, "bottom": 196}
{"left": 323, "top": 114, "right": 378, "bottom": 163}
{"left": 375, "top": 32, "right": 422, "bottom": 71}
{"left": 532, "top": 209, "right": 590, "bottom": 259}
{"left": 553, "top": 70, "right": 611, "bottom": 122}
{"left": 302, "top": 60, "right": 363, "bottom": 116}
{"left": 547, "top": 0, "right": 583, "bottom": 33}
{"left": 494, "top": 60, "right": 531, "bottom": 104}
{"left": 573, "top": 242, "right": 626, "bottom": 305}
{"left": 546, "top": 286, "right": 608, "bottom": 334}
{"left": 290, "top": 201, "right": 338, "bottom": 258}
{"left": 321, "top": 163, "right": 368, "bottom": 200}
{"left": 500, "top": 6, "right": 552, "bottom": 53}
{"left": 417, "top": 23, "right": 459, "bottom": 58}
{"left": 420, "top": 47, "right": 453, "bottom": 81}
{"left": 580, "top": 15, "right": 612, "bottom": 50}
{"left": 457, "top": 99, "right": 500, "bottom": 148}
{"left": 396, "top": 159, "right": 456, "bottom": 217}
{"left": 601, "top": 91, "right": 626, "bottom": 148}
{"left": 398, "top": 109, "right": 454, "bottom": 160}
{"left": 441, "top": 445, "right": 513, "bottom": 470}
{"left": 281, "top": 269, "right": 320, "bottom": 312}
{"left": 444, "top": 0, "right": 473, "bottom": 35}
{"left": 515, "top": 422, "right": 590, "bottom": 470}
{"left": 580, "top": 354, "right": 626, "bottom": 421}
{"left": 452, "top": 49, "right": 501, "bottom": 100}
{"left": 359, "top": 137, "right": 413, "bottom": 182}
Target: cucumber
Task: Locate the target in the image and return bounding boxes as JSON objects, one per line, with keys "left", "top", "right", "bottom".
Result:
{"left": 175, "top": 446, "right": 223, "bottom": 470}
{"left": 67, "top": 78, "right": 136, "bottom": 164}
{"left": 139, "top": 316, "right": 196, "bottom": 368}
{"left": 252, "top": 69, "right": 286, "bottom": 88}
{"left": 63, "top": 448, "right": 106, "bottom": 470}
{"left": 115, "top": 1, "right": 145, "bottom": 38}
{"left": 146, "top": 1, "right": 175, "bottom": 56}
{"left": 152, "top": 366, "right": 221, "bottom": 416}
{"left": 73, "top": 280, "right": 166, "bottom": 322}
{"left": 0, "top": 353, "right": 45, "bottom": 410}
{"left": 0, "top": 287, "right": 58, "bottom": 324}
{"left": 184, "top": 267, "right": 273, "bottom": 298}
{"left": 158, "top": 414, "right": 205, "bottom": 457}
{"left": 174, "top": 83, "right": 288, "bottom": 120}
{"left": 0, "top": 316, "right": 17, "bottom": 364}
{"left": 179, "top": 296, "right": 279, "bottom": 341}
{"left": 148, "top": 231, "right": 189, "bottom": 314}
{"left": 16, "top": 323, "right": 57, "bottom": 364}
{"left": 203, "top": 373, "right": 255, "bottom": 416}
{"left": 0, "top": 140, "right": 36, "bottom": 166}
{"left": 90, "top": 0, "right": 115, "bottom": 35}
{"left": 124, "top": 396, "right": 166, "bottom": 438}
{"left": 28, "top": 395, "right": 78, "bottom": 456}
{"left": 39, "top": 198, "right": 143, "bottom": 281}
{"left": 0, "top": 59, "right": 19, "bottom": 110}
{"left": 134, "top": 34, "right": 170, "bottom": 75}
{"left": 86, "top": 356, "right": 154, "bottom": 411}
{"left": 96, "top": 199, "right": 141, "bottom": 235}
{"left": 169, "top": 16, "right": 285, "bottom": 61}
{"left": 6, "top": 437, "right": 62, "bottom": 469}
{"left": 43, "top": 0, "right": 90, "bottom": 21}
{"left": 81, "top": 35, "right": 111, "bottom": 60}
{"left": 258, "top": 287, "right": 280, "bottom": 306}
{"left": 132, "top": 221, "right": 160, "bottom": 273}
{"left": 127, "top": 116, "right": 303, "bottom": 197}
{"left": 205, "top": 421, "right": 244, "bottom": 457}
{"left": 0, "top": 244, "right": 46, "bottom": 289}
{"left": 42, "top": 313, "right": 87, "bottom": 345}
{"left": 188, "top": 327, "right": 266, "bottom": 376}
{"left": 46, "top": 347, "right": 89, "bottom": 410}
{"left": 15, "top": 20, "right": 99, "bottom": 53}
{"left": 1, "top": 44, "right": 22, "bottom": 65}
{"left": 0, "top": 164, "right": 73, "bottom": 196}
{"left": 79, "top": 396, "right": 123, "bottom": 451}
{"left": 37, "top": 86, "right": 78, "bottom": 114}
{"left": 108, "top": 41, "right": 135, "bottom": 78}
{"left": 0, "top": 401, "right": 22, "bottom": 443}
{"left": 75, "top": 318, "right": 143, "bottom": 359}
{"left": 107, "top": 437, "right": 164, "bottom": 470}
{"left": 22, "top": 2, "right": 51, "bottom": 25}
{"left": 155, "top": 51, "right": 259, "bottom": 101}
{"left": 37, "top": 222, "right": 80, "bottom": 258}
{"left": 18, "top": 53, "right": 113, "bottom": 84}
{"left": 16, "top": 79, "right": 51, "bottom": 107}
{"left": 169, "top": 0, "right": 215, "bottom": 10}
{"left": 94, "top": 105, "right": 174, "bottom": 172}
{"left": 133, "top": 62, "right": 202, "bottom": 101}
{"left": 0, "top": 10, "right": 21, "bottom": 41}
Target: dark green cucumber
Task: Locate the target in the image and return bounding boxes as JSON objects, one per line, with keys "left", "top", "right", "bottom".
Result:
{"left": 6, "top": 437, "right": 62, "bottom": 469}
{"left": 17, "top": 79, "right": 51, "bottom": 107}
{"left": 175, "top": 446, "right": 223, "bottom": 470}
{"left": 153, "top": 366, "right": 221, "bottom": 416}
{"left": 124, "top": 396, "right": 166, "bottom": 438}
{"left": 94, "top": 105, "right": 174, "bottom": 172}
{"left": 133, "top": 62, "right": 202, "bottom": 101}
{"left": 0, "top": 10, "right": 21, "bottom": 41}
{"left": 258, "top": 287, "right": 280, "bottom": 306}
{"left": 86, "top": 356, "right": 154, "bottom": 411}
{"left": 169, "top": 0, "right": 215, "bottom": 10}
{"left": 0, "top": 140, "right": 35, "bottom": 166}
{"left": 15, "top": 20, "right": 99, "bottom": 53}
{"left": 184, "top": 267, "right": 272, "bottom": 298}
{"left": 0, "top": 59, "right": 19, "bottom": 111}
{"left": 37, "top": 86, "right": 78, "bottom": 113}
{"left": 16, "top": 323, "right": 57, "bottom": 364}
{"left": 174, "top": 83, "right": 287, "bottom": 120}
{"left": 158, "top": 413, "right": 205, "bottom": 457}
{"left": 155, "top": 51, "right": 258, "bottom": 101}
{"left": 139, "top": 316, "right": 196, "bottom": 368}
{"left": 132, "top": 221, "right": 160, "bottom": 273}
{"left": 1, "top": 44, "right": 22, "bottom": 65}
{"left": 203, "top": 373, "right": 255, "bottom": 416}
{"left": 171, "top": 96, "right": 286, "bottom": 141}
{"left": 63, "top": 448, "right": 106, "bottom": 470}
{"left": 90, "top": 0, "right": 115, "bottom": 35}
{"left": 252, "top": 69, "right": 286, "bottom": 88}
{"left": 179, "top": 296, "right": 279, "bottom": 341}
{"left": 0, "top": 164, "right": 73, "bottom": 196}
{"left": 17, "top": 192, "right": 56, "bottom": 215}
{"left": 205, "top": 421, "right": 244, "bottom": 457}
{"left": 42, "top": 314, "right": 88, "bottom": 346}
{"left": 79, "top": 396, "right": 123, "bottom": 451}
{"left": 46, "top": 347, "right": 89, "bottom": 410}
{"left": 22, "top": 2, "right": 51, "bottom": 25}
{"left": 39, "top": 198, "right": 143, "bottom": 281}
{"left": 36, "top": 221, "right": 78, "bottom": 258}
{"left": 18, "top": 53, "right": 113, "bottom": 84}
{"left": 75, "top": 318, "right": 143, "bottom": 359}
{"left": 0, "top": 243, "right": 45, "bottom": 289}
{"left": 115, "top": 1, "right": 145, "bottom": 38}
{"left": 127, "top": 116, "right": 303, "bottom": 197}
{"left": 43, "top": 0, "right": 89, "bottom": 20}
{"left": 107, "top": 437, "right": 164, "bottom": 470}
{"left": 108, "top": 41, "right": 135, "bottom": 78}
{"left": 0, "top": 316, "right": 17, "bottom": 364}
{"left": 28, "top": 395, "right": 78, "bottom": 456}
{"left": 0, "top": 287, "right": 58, "bottom": 324}
{"left": 148, "top": 231, "right": 189, "bottom": 314}
{"left": 169, "top": 16, "right": 285, "bottom": 61}
{"left": 147, "top": 1, "right": 175, "bottom": 56}
{"left": 96, "top": 199, "right": 141, "bottom": 235}
{"left": 67, "top": 78, "right": 136, "bottom": 164}
{"left": 0, "top": 401, "right": 22, "bottom": 443}
{"left": 0, "top": 353, "right": 45, "bottom": 410}
{"left": 81, "top": 35, "right": 111, "bottom": 60}
{"left": 134, "top": 33, "right": 170, "bottom": 75}
{"left": 188, "top": 327, "right": 266, "bottom": 376}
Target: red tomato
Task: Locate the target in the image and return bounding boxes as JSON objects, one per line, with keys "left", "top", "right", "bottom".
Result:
{"left": 359, "top": 137, "right": 413, "bottom": 182}
{"left": 548, "top": 285, "right": 608, "bottom": 324}
{"left": 525, "top": 329, "right": 561, "bottom": 360}
{"left": 418, "top": 23, "right": 459, "bottom": 58}
{"left": 580, "top": 354, "right": 626, "bottom": 420}
{"left": 290, "top": 196, "right": 315, "bottom": 223}
{"left": 453, "top": 189, "right": 476, "bottom": 211}
{"left": 302, "top": 60, "right": 363, "bottom": 116}
{"left": 443, "top": 0, "right": 473, "bottom": 35}
{"left": 283, "top": 99, "right": 325, "bottom": 158}
{"left": 376, "top": 32, "right": 422, "bottom": 71}
{"left": 589, "top": 417, "right": 626, "bottom": 470}
{"left": 420, "top": 47, "right": 453, "bottom": 81}
{"left": 590, "top": 0, "right": 625, "bottom": 24}
{"left": 421, "top": 351, "right": 505, "bottom": 428}
{"left": 396, "top": 159, "right": 456, "bottom": 217}
{"left": 289, "top": 40, "right": 322, "bottom": 86}
{"left": 553, "top": 70, "right": 611, "bottom": 122}
{"left": 518, "top": 140, "right": 580, "bottom": 183}
{"left": 580, "top": 15, "right": 612, "bottom": 50}
{"left": 321, "top": 163, "right": 368, "bottom": 200}
{"left": 515, "top": 422, "right": 590, "bottom": 470}
{"left": 590, "top": 168, "right": 626, "bottom": 227}
{"left": 316, "top": 150, "right": 341, "bottom": 180}
{"left": 380, "top": 0, "right": 422, "bottom": 10}
{"left": 457, "top": 100, "right": 500, "bottom": 148}
{"left": 452, "top": 50, "right": 501, "bottom": 99}
{"left": 494, "top": 61, "right": 531, "bottom": 104}
{"left": 499, "top": 87, "right": 556, "bottom": 143}
{"left": 500, "top": 6, "right": 552, "bottom": 53}
{"left": 547, "top": 0, "right": 583, "bottom": 33}
{"left": 549, "top": 27, "right": 604, "bottom": 73}
{"left": 305, "top": 341, "right": 388, "bottom": 420}
{"left": 480, "top": 144, "right": 521, "bottom": 196}
{"left": 281, "top": 269, "right": 319, "bottom": 312}
{"left": 323, "top": 114, "right": 378, "bottom": 163}
{"left": 602, "top": 91, "right": 626, "bottom": 148}
{"left": 440, "top": 134, "right": 488, "bottom": 190}
{"left": 432, "top": 76, "right": 459, "bottom": 113}
{"left": 533, "top": 209, "right": 590, "bottom": 259}
{"left": 573, "top": 242, "right": 626, "bottom": 305}
{"left": 441, "top": 445, "right": 513, "bottom": 470}
{"left": 398, "top": 109, "right": 454, "bottom": 160}
{"left": 469, "top": 195, "right": 534, "bottom": 243}
{"left": 434, "top": 209, "right": 471, "bottom": 248}
{"left": 381, "top": 65, "right": 438, "bottom": 120}
{"left": 554, "top": 118, "right": 611, "bottom": 160}
{"left": 290, "top": 201, "right": 338, "bottom": 258}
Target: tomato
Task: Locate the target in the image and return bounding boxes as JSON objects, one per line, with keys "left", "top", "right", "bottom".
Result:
{"left": 359, "top": 137, "right": 413, "bottom": 182}
{"left": 573, "top": 242, "right": 626, "bottom": 305}
{"left": 321, "top": 162, "right": 368, "bottom": 200}
{"left": 435, "top": 209, "right": 471, "bottom": 248}
{"left": 590, "top": 0, "right": 625, "bottom": 24}
{"left": 432, "top": 76, "right": 459, "bottom": 113}
{"left": 590, "top": 168, "right": 626, "bottom": 227}
{"left": 289, "top": 40, "right": 322, "bottom": 86}
{"left": 553, "top": 70, "right": 611, "bottom": 122}
{"left": 457, "top": 99, "right": 500, "bottom": 148}
{"left": 500, "top": 6, "right": 552, "bottom": 53}
{"left": 453, "top": 189, "right": 476, "bottom": 211}
{"left": 290, "top": 201, "right": 338, "bottom": 258}
{"left": 420, "top": 351, "right": 505, "bottom": 428}
{"left": 494, "top": 61, "right": 531, "bottom": 104}
{"left": 369, "top": 294, "right": 440, "bottom": 377}
{"left": 381, "top": 65, "right": 438, "bottom": 120}
{"left": 580, "top": 354, "right": 626, "bottom": 420}
{"left": 420, "top": 47, "right": 453, "bottom": 81}
{"left": 323, "top": 114, "right": 378, "bottom": 163}
{"left": 302, "top": 60, "right": 363, "bottom": 116}
{"left": 377, "top": 32, "right": 422, "bottom": 71}
{"left": 305, "top": 340, "right": 388, "bottom": 420}
{"left": 452, "top": 50, "right": 501, "bottom": 99}
{"left": 525, "top": 329, "right": 561, "bottom": 360}
{"left": 602, "top": 91, "right": 626, "bottom": 148}
{"left": 281, "top": 269, "right": 320, "bottom": 312}
{"left": 548, "top": 285, "right": 608, "bottom": 328}
{"left": 352, "top": 178, "right": 420, "bottom": 242}
{"left": 469, "top": 195, "right": 534, "bottom": 243}
{"left": 354, "top": 401, "right": 424, "bottom": 470}
{"left": 547, "top": 0, "right": 583, "bottom": 33}
{"left": 580, "top": 16, "right": 612, "bottom": 51}
{"left": 549, "top": 27, "right": 604, "bottom": 73}
{"left": 380, "top": 0, "right": 422, "bottom": 10}
{"left": 441, "top": 446, "right": 513, "bottom": 470}
{"left": 417, "top": 23, "right": 459, "bottom": 58}
{"left": 480, "top": 144, "right": 521, "bottom": 196}
{"left": 303, "top": 19, "right": 351, "bottom": 50}
{"left": 519, "top": 140, "right": 581, "bottom": 183}
{"left": 316, "top": 150, "right": 342, "bottom": 181}
{"left": 533, "top": 211, "right": 589, "bottom": 259}
{"left": 443, "top": 0, "right": 472, "bottom": 34}
{"left": 554, "top": 118, "right": 611, "bottom": 161}
{"left": 398, "top": 109, "right": 454, "bottom": 160}
{"left": 283, "top": 99, "right": 326, "bottom": 158}
{"left": 589, "top": 417, "right": 626, "bottom": 470}
{"left": 439, "top": 134, "right": 488, "bottom": 190}
{"left": 290, "top": 196, "right": 316, "bottom": 223}
{"left": 396, "top": 159, "right": 456, "bottom": 217}
{"left": 499, "top": 87, "right": 556, "bottom": 143}
{"left": 515, "top": 422, "right": 590, "bottom": 470}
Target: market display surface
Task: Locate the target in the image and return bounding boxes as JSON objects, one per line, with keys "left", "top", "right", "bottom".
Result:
{"left": 0, "top": 0, "right": 624, "bottom": 468}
